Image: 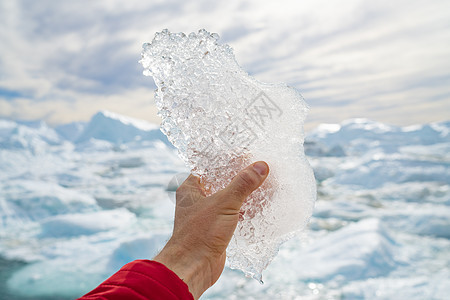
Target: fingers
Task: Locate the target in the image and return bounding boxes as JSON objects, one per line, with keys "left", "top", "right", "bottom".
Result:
{"left": 219, "top": 161, "right": 269, "bottom": 211}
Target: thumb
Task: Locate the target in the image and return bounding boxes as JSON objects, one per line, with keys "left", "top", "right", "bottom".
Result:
{"left": 176, "top": 174, "right": 206, "bottom": 206}
{"left": 219, "top": 161, "right": 269, "bottom": 211}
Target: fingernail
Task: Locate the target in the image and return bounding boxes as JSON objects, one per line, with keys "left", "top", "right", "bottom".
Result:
{"left": 253, "top": 161, "right": 268, "bottom": 176}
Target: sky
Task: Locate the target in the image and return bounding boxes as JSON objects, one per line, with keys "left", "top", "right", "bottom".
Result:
{"left": 1, "top": 0, "right": 449, "bottom": 130}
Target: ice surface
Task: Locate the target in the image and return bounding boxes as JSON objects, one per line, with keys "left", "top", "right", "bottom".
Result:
{"left": 1, "top": 180, "right": 98, "bottom": 229}
{"left": 140, "top": 29, "right": 317, "bottom": 280}
{"left": 39, "top": 209, "right": 136, "bottom": 238}
{"left": 307, "top": 118, "right": 450, "bottom": 156}
{"left": 291, "top": 218, "right": 397, "bottom": 281}
{"left": 1, "top": 114, "right": 450, "bottom": 299}
{"left": 0, "top": 119, "right": 61, "bottom": 154}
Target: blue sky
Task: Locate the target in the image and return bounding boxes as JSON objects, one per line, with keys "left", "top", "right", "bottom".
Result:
{"left": 1, "top": 0, "right": 449, "bottom": 129}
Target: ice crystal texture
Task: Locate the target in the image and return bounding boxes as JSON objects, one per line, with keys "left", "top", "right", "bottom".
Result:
{"left": 140, "top": 29, "right": 316, "bottom": 281}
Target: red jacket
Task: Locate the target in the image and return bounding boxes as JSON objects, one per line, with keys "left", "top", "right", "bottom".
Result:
{"left": 78, "top": 260, "right": 194, "bottom": 300}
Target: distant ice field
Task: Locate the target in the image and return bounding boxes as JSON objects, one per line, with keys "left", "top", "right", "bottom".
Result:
{"left": 1, "top": 112, "right": 449, "bottom": 299}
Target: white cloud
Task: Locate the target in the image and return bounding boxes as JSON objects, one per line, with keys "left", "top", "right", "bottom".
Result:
{"left": 0, "top": 87, "right": 160, "bottom": 125}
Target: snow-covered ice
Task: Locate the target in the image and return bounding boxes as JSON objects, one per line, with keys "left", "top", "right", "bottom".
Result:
{"left": 0, "top": 112, "right": 449, "bottom": 299}
{"left": 140, "top": 29, "right": 316, "bottom": 280}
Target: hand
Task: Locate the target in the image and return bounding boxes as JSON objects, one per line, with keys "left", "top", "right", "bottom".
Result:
{"left": 154, "top": 161, "right": 269, "bottom": 299}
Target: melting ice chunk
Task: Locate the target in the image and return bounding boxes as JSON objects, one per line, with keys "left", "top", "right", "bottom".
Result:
{"left": 140, "top": 29, "right": 316, "bottom": 281}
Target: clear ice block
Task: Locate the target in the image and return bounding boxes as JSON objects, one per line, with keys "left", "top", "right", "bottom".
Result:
{"left": 140, "top": 29, "right": 316, "bottom": 281}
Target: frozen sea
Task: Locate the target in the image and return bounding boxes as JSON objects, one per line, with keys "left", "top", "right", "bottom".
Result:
{"left": 0, "top": 111, "right": 449, "bottom": 299}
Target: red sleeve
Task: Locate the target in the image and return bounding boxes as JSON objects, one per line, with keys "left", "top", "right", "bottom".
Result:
{"left": 78, "top": 260, "right": 194, "bottom": 300}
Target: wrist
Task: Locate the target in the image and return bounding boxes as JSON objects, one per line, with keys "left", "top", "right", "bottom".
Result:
{"left": 154, "top": 240, "right": 212, "bottom": 299}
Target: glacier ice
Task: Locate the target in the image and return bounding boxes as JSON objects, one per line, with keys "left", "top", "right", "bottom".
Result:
{"left": 1, "top": 114, "right": 450, "bottom": 299}
{"left": 140, "top": 29, "right": 316, "bottom": 281}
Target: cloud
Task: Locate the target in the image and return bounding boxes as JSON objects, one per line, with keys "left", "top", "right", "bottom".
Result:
{"left": 0, "top": 0, "right": 449, "bottom": 129}
{"left": 0, "top": 87, "right": 160, "bottom": 125}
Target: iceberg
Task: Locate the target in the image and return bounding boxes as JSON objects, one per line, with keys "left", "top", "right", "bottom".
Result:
{"left": 0, "top": 119, "right": 61, "bottom": 154}
{"left": 75, "top": 111, "right": 168, "bottom": 145}
{"left": 140, "top": 29, "right": 316, "bottom": 280}
{"left": 291, "top": 219, "right": 397, "bottom": 281}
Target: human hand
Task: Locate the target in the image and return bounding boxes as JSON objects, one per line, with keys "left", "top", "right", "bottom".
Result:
{"left": 154, "top": 161, "right": 269, "bottom": 299}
